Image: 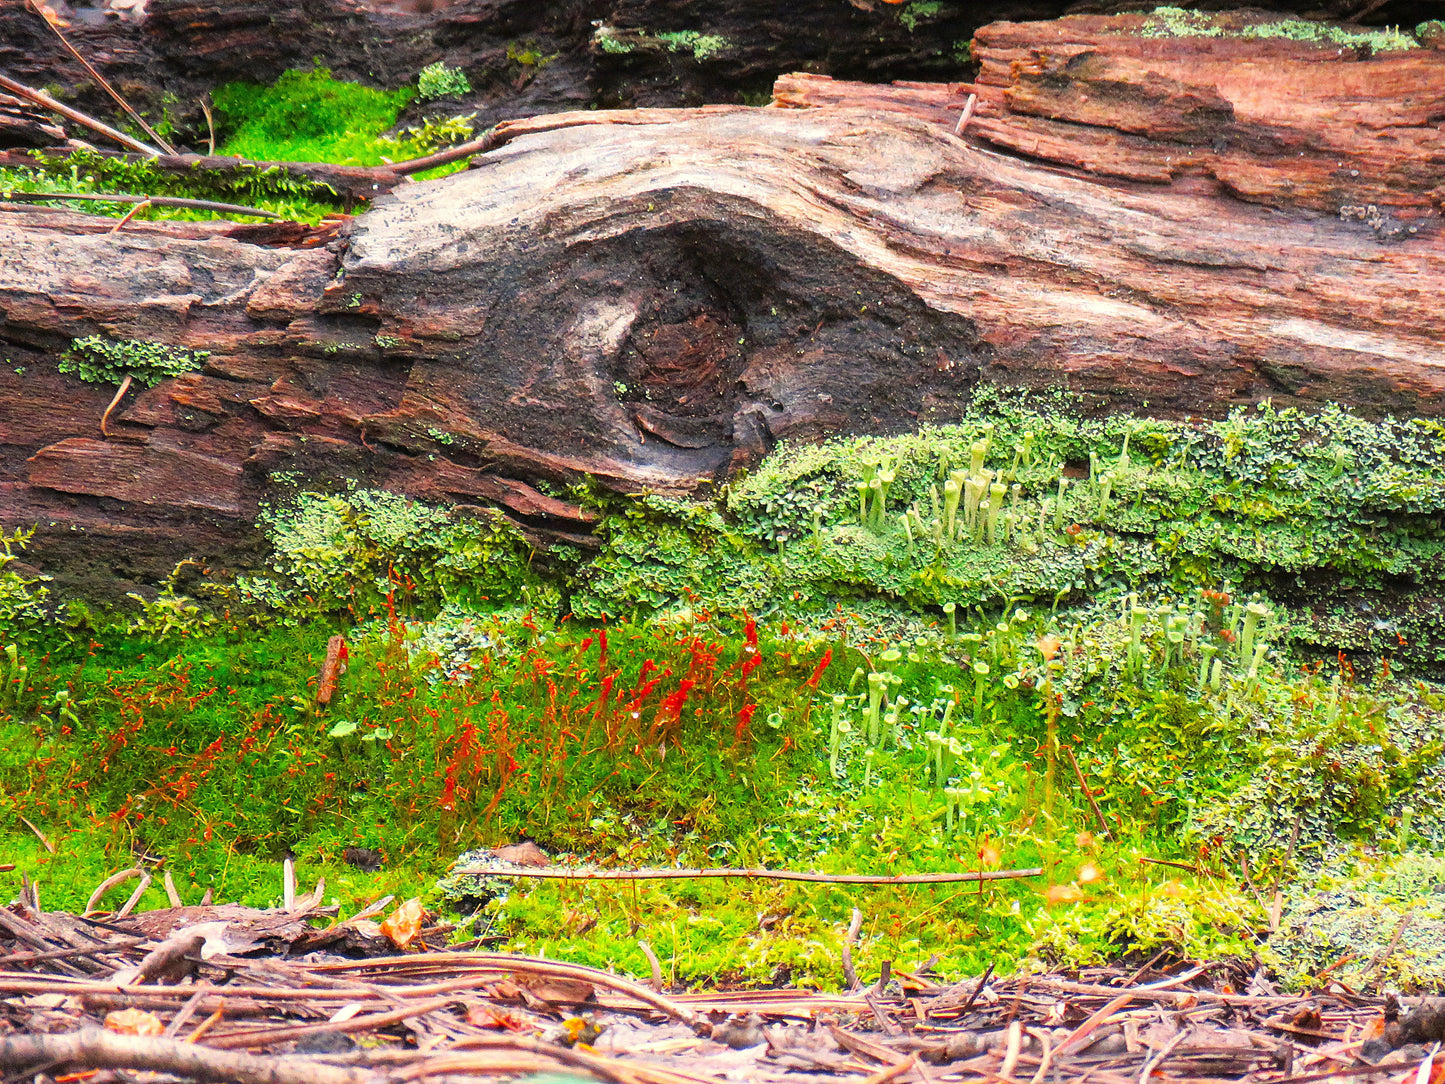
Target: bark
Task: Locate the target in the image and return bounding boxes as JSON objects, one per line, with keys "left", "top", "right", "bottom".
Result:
{"left": 1, "top": 17, "right": 1443, "bottom": 592}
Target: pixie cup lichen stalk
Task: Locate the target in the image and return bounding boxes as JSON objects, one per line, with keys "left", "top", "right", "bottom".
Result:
{"left": 856, "top": 481, "right": 870, "bottom": 524}
{"left": 1239, "top": 601, "right": 1270, "bottom": 666}
{"left": 1097, "top": 471, "right": 1115, "bottom": 519}
{"left": 829, "top": 693, "right": 847, "bottom": 778}
{"left": 943, "top": 474, "right": 962, "bottom": 539}
{"left": 986, "top": 482, "right": 1007, "bottom": 545}
{"left": 1128, "top": 597, "right": 1148, "bottom": 674}
{"left": 1054, "top": 477, "right": 1068, "bottom": 532}
{"left": 1197, "top": 643, "right": 1217, "bottom": 688}
{"left": 972, "top": 660, "right": 989, "bottom": 724}
{"left": 943, "top": 601, "right": 957, "bottom": 641}
{"left": 867, "top": 671, "right": 885, "bottom": 746}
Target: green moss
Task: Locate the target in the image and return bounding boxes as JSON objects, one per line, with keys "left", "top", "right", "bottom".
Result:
{"left": 899, "top": 2, "right": 944, "bottom": 33}
{"left": 1135, "top": 7, "right": 1420, "bottom": 52}
{"left": 416, "top": 61, "right": 471, "bottom": 101}
{"left": 210, "top": 66, "right": 416, "bottom": 166}
{"left": 59, "top": 336, "right": 208, "bottom": 387}
{"left": 592, "top": 26, "right": 732, "bottom": 60}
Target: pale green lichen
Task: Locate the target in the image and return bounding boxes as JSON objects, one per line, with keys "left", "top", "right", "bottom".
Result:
{"left": 593, "top": 25, "right": 731, "bottom": 60}
{"left": 1136, "top": 7, "right": 1420, "bottom": 52}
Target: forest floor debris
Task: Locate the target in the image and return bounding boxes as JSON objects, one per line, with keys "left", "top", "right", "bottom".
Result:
{"left": 0, "top": 896, "right": 1440, "bottom": 1084}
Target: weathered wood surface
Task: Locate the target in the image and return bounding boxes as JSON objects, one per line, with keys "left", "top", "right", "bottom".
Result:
{"left": 1, "top": 16, "right": 1443, "bottom": 590}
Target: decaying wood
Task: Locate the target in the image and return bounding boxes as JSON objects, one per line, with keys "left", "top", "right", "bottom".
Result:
{"left": 0, "top": 1030, "right": 382, "bottom": 1084}
{"left": 1, "top": 16, "right": 1443, "bottom": 593}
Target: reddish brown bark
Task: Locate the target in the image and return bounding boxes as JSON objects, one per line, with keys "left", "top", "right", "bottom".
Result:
{"left": 1, "top": 16, "right": 1443, "bottom": 592}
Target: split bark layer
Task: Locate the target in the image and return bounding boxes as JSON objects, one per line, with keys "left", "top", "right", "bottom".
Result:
{"left": 1, "top": 15, "right": 1443, "bottom": 589}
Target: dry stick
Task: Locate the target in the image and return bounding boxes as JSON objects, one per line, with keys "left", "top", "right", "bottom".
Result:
{"left": 162, "top": 870, "right": 182, "bottom": 909}
{"left": 115, "top": 870, "right": 152, "bottom": 919}
{"left": 953, "top": 92, "right": 978, "bottom": 137}
{"left": 0, "top": 73, "right": 158, "bottom": 155}
{"left": 452, "top": 865, "right": 1043, "bottom": 886}
{"left": 163, "top": 986, "right": 208, "bottom": 1040}
{"left": 637, "top": 941, "right": 663, "bottom": 992}
{"left": 0, "top": 938, "right": 142, "bottom": 967}
{"left": 1238, "top": 850, "right": 1268, "bottom": 912}
{"left": 957, "top": 963, "right": 995, "bottom": 1017}
{"left": 309, "top": 952, "right": 704, "bottom": 1028}
{"left": 0, "top": 190, "right": 281, "bottom": 219}
{"left": 204, "top": 994, "right": 457, "bottom": 1050}
{"left": 1367, "top": 912, "right": 1412, "bottom": 986}
{"left": 108, "top": 197, "right": 152, "bottom": 233}
{"left": 1271, "top": 813, "right": 1304, "bottom": 932}
{"left": 0, "top": 1030, "right": 378, "bottom": 1084}
{"left": 1063, "top": 745, "right": 1109, "bottom": 837}
{"left": 19, "top": 815, "right": 54, "bottom": 853}
{"left": 84, "top": 867, "right": 144, "bottom": 917}
{"left": 1137, "top": 856, "right": 1200, "bottom": 875}
{"left": 842, "top": 907, "right": 864, "bottom": 992}
{"left": 95, "top": 372, "right": 132, "bottom": 439}
{"left": 24, "top": 0, "right": 176, "bottom": 154}
{"left": 198, "top": 96, "right": 216, "bottom": 155}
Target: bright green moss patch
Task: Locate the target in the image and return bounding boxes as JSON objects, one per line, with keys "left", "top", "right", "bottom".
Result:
{"left": 210, "top": 66, "right": 416, "bottom": 166}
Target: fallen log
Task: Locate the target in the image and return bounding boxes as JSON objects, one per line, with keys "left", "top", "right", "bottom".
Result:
{"left": 1, "top": 16, "right": 1443, "bottom": 592}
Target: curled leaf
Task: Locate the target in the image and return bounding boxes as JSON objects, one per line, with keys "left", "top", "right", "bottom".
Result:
{"left": 379, "top": 896, "right": 426, "bottom": 949}
{"left": 105, "top": 1008, "right": 163, "bottom": 1035}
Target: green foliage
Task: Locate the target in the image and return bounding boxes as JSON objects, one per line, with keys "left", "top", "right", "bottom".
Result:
{"left": 0, "top": 148, "right": 339, "bottom": 223}
{"left": 235, "top": 489, "right": 543, "bottom": 621}
{"left": 416, "top": 62, "right": 472, "bottom": 101}
{"left": 898, "top": 2, "right": 943, "bottom": 33}
{"left": 210, "top": 66, "right": 415, "bottom": 166}
{"left": 58, "top": 336, "right": 207, "bottom": 388}
{"left": 1262, "top": 853, "right": 1445, "bottom": 992}
{"left": 1136, "top": 7, "right": 1420, "bottom": 51}
{"left": 581, "top": 398, "right": 1445, "bottom": 631}
{"left": 592, "top": 26, "right": 731, "bottom": 60}
{"left": 0, "top": 529, "right": 48, "bottom": 637}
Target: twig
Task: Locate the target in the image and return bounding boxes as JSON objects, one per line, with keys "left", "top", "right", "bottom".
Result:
{"left": 1000, "top": 1020, "right": 1022, "bottom": 1080}
{"left": 204, "top": 995, "right": 457, "bottom": 1050}
{"left": 162, "top": 871, "right": 182, "bottom": 909}
{"left": 108, "top": 198, "right": 152, "bottom": 233}
{"left": 452, "top": 865, "right": 1044, "bottom": 885}
{"left": 24, "top": 0, "right": 176, "bottom": 154}
{"left": 282, "top": 857, "right": 296, "bottom": 912}
{"left": 99, "top": 373, "right": 132, "bottom": 438}
{"left": 0, "top": 72, "right": 158, "bottom": 155}
{"left": 0, "top": 1029, "right": 378, "bottom": 1084}
{"left": 0, "top": 191, "right": 280, "bottom": 219}
{"left": 18, "top": 815, "right": 53, "bottom": 854}
{"left": 199, "top": 95, "right": 216, "bottom": 155}
{"left": 1271, "top": 813, "right": 1304, "bottom": 932}
{"left": 163, "top": 986, "right": 208, "bottom": 1039}
{"left": 308, "top": 952, "right": 705, "bottom": 1029}
{"left": 953, "top": 92, "right": 978, "bottom": 137}
{"left": 1137, "top": 1026, "right": 1188, "bottom": 1083}
{"left": 389, "top": 134, "right": 497, "bottom": 177}
{"left": 84, "top": 868, "right": 144, "bottom": 917}
{"left": 1239, "top": 850, "right": 1268, "bottom": 912}
{"left": 0, "top": 938, "right": 142, "bottom": 967}
{"left": 957, "top": 963, "right": 995, "bottom": 1017}
{"left": 638, "top": 941, "right": 663, "bottom": 992}
{"left": 842, "top": 907, "right": 863, "bottom": 992}
{"left": 115, "top": 872, "right": 152, "bottom": 920}
{"left": 1063, "top": 745, "right": 1109, "bottom": 836}
{"left": 1367, "top": 912, "right": 1412, "bottom": 986}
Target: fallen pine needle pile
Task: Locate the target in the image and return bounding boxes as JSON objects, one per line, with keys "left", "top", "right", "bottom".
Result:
{"left": 0, "top": 889, "right": 1441, "bottom": 1084}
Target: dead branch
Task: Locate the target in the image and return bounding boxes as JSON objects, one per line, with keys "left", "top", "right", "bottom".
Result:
{"left": 0, "top": 1029, "right": 380, "bottom": 1084}
{"left": 0, "top": 72, "right": 158, "bottom": 155}
{"left": 23, "top": 0, "right": 177, "bottom": 154}
{"left": 0, "top": 191, "right": 280, "bottom": 219}
{"left": 451, "top": 865, "right": 1044, "bottom": 885}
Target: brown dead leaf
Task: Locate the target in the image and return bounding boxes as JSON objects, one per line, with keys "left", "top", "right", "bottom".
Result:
{"left": 465, "top": 1002, "right": 538, "bottom": 1033}
{"left": 104, "top": 1008, "right": 163, "bottom": 1036}
{"left": 379, "top": 897, "right": 426, "bottom": 949}
{"left": 490, "top": 841, "right": 550, "bottom": 867}
{"left": 516, "top": 974, "right": 596, "bottom": 1005}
